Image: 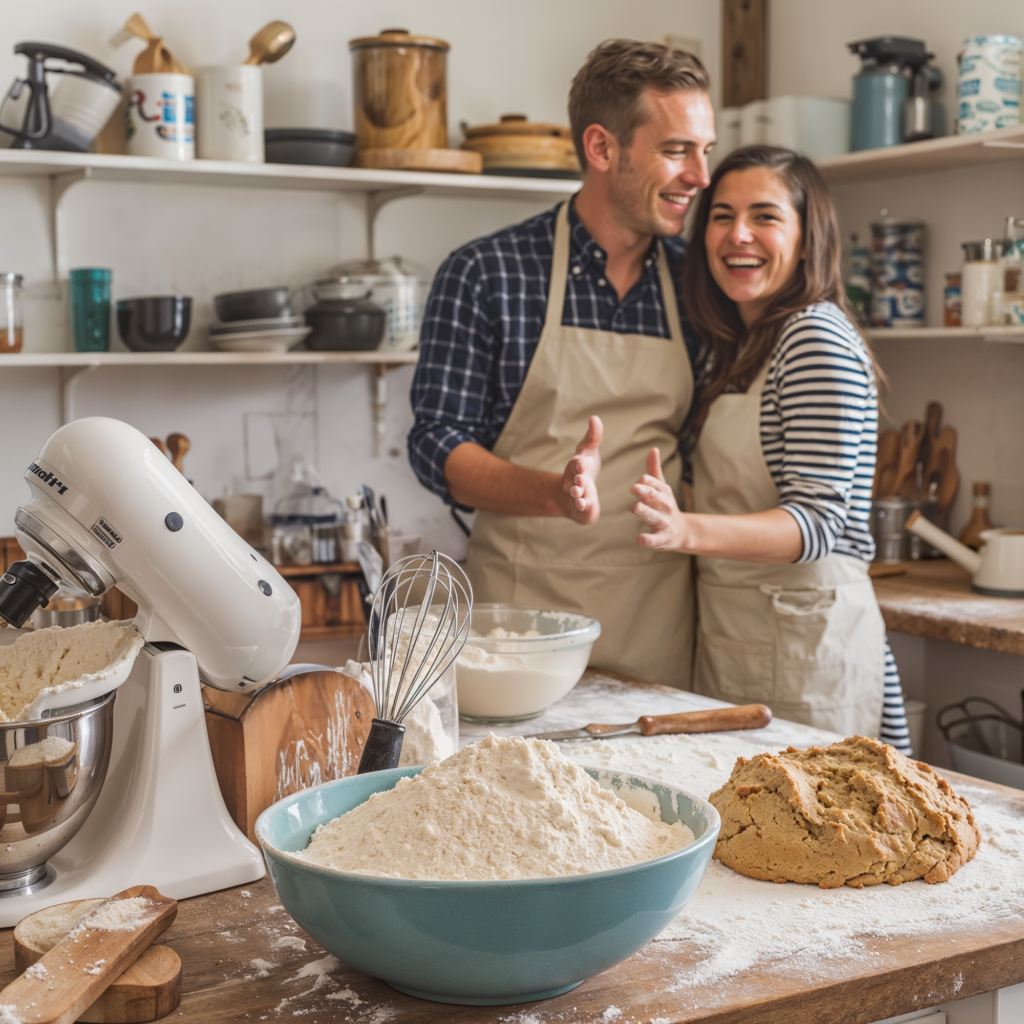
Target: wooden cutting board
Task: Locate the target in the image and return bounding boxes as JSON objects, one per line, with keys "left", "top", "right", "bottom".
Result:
{"left": 204, "top": 670, "right": 374, "bottom": 842}
{"left": 14, "top": 899, "right": 181, "bottom": 1023}
{"left": 0, "top": 886, "right": 176, "bottom": 1024}
{"left": 352, "top": 147, "right": 482, "bottom": 174}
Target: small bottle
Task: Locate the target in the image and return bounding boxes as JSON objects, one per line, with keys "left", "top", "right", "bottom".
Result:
{"left": 943, "top": 273, "right": 962, "bottom": 327}
{"left": 0, "top": 273, "right": 23, "bottom": 353}
{"left": 845, "top": 233, "right": 871, "bottom": 327}
{"left": 959, "top": 482, "right": 995, "bottom": 550}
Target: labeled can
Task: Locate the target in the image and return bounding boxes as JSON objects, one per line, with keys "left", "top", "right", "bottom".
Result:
{"left": 870, "top": 219, "right": 925, "bottom": 328}
{"left": 845, "top": 234, "right": 872, "bottom": 326}
{"left": 127, "top": 73, "right": 195, "bottom": 160}
{"left": 944, "top": 272, "right": 962, "bottom": 326}
{"left": 958, "top": 34, "right": 1023, "bottom": 135}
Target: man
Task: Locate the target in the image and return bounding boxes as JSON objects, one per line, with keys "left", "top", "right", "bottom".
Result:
{"left": 408, "top": 40, "right": 715, "bottom": 688}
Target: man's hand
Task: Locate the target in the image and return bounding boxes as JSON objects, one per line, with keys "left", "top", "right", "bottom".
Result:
{"left": 631, "top": 446, "right": 690, "bottom": 551}
{"left": 561, "top": 415, "right": 603, "bottom": 524}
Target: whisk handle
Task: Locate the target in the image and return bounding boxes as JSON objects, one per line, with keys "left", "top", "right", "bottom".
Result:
{"left": 357, "top": 718, "right": 407, "bottom": 774}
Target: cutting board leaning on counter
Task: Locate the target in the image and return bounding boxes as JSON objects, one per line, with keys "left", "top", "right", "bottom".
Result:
{"left": 407, "top": 39, "right": 911, "bottom": 753}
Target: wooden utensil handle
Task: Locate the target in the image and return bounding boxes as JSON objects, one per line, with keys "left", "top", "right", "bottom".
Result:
{"left": 638, "top": 705, "right": 772, "bottom": 735}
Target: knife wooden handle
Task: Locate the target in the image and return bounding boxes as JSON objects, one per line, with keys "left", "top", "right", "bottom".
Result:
{"left": 637, "top": 704, "right": 772, "bottom": 735}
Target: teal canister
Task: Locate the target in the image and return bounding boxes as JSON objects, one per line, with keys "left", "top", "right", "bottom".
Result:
{"left": 69, "top": 268, "right": 111, "bottom": 352}
{"left": 852, "top": 63, "right": 909, "bottom": 150}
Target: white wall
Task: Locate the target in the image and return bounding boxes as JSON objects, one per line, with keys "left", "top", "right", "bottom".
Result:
{"left": 768, "top": 0, "right": 1024, "bottom": 537}
{"left": 0, "top": 0, "right": 720, "bottom": 545}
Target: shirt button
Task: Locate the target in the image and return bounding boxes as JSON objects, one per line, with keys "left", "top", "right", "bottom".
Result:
{"left": 645, "top": 258, "right": 653, "bottom": 267}
{"left": 572, "top": 265, "right": 582, "bottom": 275}
{"left": 598, "top": 278, "right": 607, "bottom": 287}
{"left": 593, "top": 250, "right": 602, "bottom": 259}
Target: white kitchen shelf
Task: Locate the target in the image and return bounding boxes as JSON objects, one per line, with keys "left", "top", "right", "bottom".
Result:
{"left": 868, "top": 326, "right": 1024, "bottom": 343}
{"left": 0, "top": 350, "right": 418, "bottom": 367}
{"left": 0, "top": 148, "right": 579, "bottom": 274}
{"left": 817, "top": 124, "right": 1024, "bottom": 185}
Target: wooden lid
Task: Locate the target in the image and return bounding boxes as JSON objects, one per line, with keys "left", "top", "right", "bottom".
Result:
{"left": 463, "top": 114, "right": 572, "bottom": 139}
{"left": 349, "top": 28, "right": 449, "bottom": 52}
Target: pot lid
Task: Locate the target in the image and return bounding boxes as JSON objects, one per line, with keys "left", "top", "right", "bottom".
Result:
{"left": 348, "top": 28, "right": 449, "bottom": 52}
{"left": 463, "top": 114, "right": 572, "bottom": 139}
{"left": 323, "top": 254, "right": 428, "bottom": 283}
{"left": 271, "top": 485, "right": 345, "bottom": 524}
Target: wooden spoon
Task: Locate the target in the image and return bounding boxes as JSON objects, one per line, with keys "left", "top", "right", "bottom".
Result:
{"left": 0, "top": 885, "right": 176, "bottom": 1024}
{"left": 244, "top": 21, "right": 295, "bottom": 65}
{"left": 889, "top": 421, "right": 925, "bottom": 499}
{"left": 932, "top": 429, "right": 960, "bottom": 528}
{"left": 165, "top": 433, "right": 190, "bottom": 476}
{"left": 874, "top": 429, "right": 900, "bottom": 499}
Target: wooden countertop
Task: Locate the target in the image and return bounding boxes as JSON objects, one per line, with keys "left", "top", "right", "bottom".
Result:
{"left": 873, "top": 559, "right": 1024, "bottom": 655}
{"left": 0, "top": 673, "right": 1014, "bottom": 1024}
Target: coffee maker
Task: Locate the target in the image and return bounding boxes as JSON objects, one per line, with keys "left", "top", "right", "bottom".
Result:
{"left": 0, "top": 42, "right": 122, "bottom": 152}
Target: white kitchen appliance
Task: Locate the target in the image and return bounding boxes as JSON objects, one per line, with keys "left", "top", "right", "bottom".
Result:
{"left": 0, "top": 417, "right": 301, "bottom": 926}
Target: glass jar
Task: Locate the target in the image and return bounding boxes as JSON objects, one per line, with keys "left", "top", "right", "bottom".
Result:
{"left": 0, "top": 273, "right": 23, "bottom": 353}
{"left": 69, "top": 268, "right": 111, "bottom": 352}
{"left": 269, "top": 485, "right": 344, "bottom": 565}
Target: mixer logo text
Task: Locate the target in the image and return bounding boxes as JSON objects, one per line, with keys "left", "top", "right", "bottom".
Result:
{"left": 27, "top": 462, "right": 68, "bottom": 496}
{"left": 92, "top": 518, "right": 123, "bottom": 549}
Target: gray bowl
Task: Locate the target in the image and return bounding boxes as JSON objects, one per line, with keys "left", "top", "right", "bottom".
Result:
{"left": 265, "top": 128, "right": 355, "bottom": 167}
{"left": 0, "top": 690, "right": 115, "bottom": 896}
{"left": 214, "top": 287, "right": 292, "bottom": 323}
{"left": 116, "top": 296, "right": 192, "bottom": 352}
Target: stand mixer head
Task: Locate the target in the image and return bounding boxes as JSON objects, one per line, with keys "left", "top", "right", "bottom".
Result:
{"left": 0, "top": 417, "right": 301, "bottom": 690}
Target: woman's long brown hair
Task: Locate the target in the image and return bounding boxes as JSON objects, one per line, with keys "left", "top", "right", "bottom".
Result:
{"left": 683, "top": 145, "right": 883, "bottom": 429}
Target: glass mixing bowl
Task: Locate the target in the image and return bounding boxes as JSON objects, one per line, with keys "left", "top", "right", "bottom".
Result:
{"left": 456, "top": 604, "right": 600, "bottom": 724}
{"left": 0, "top": 690, "right": 115, "bottom": 896}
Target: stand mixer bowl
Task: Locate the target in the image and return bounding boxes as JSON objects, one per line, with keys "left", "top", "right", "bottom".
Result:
{"left": 0, "top": 690, "right": 115, "bottom": 896}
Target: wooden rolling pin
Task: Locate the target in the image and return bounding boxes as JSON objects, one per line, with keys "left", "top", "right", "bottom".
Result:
{"left": 0, "top": 886, "right": 176, "bottom": 1024}
{"left": 531, "top": 704, "right": 772, "bottom": 741}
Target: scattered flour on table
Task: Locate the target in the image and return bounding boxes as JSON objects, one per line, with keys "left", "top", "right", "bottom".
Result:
{"left": 16, "top": 899, "right": 102, "bottom": 953}
{"left": 297, "top": 734, "right": 693, "bottom": 880}
{"left": 561, "top": 732, "right": 1024, "bottom": 988}
{"left": 342, "top": 658, "right": 452, "bottom": 767}
{"left": 0, "top": 1005, "right": 20, "bottom": 1024}
{"left": 23, "top": 964, "right": 47, "bottom": 980}
{"left": 8, "top": 736, "right": 75, "bottom": 766}
{"left": 248, "top": 959, "right": 275, "bottom": 979}
{"left": 271, "top": 935, "right": 306, "bottom": 953}
{"left": 83, "top": 959, "right": 105, "bottom": 975}
{"left": 0, "top": 621, "right": 143, "bottom": 721}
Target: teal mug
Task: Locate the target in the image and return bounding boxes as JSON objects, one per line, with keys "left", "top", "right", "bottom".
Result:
{"left": 69, "top": 268, "right": 112, "bottom": 352}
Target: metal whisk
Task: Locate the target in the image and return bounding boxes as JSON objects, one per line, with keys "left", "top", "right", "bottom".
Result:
{"left": 357, "top": 551, "right": 472, "bottom": 774}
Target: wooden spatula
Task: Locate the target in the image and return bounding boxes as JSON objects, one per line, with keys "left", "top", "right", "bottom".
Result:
{"left": 874, "top": 429, "right": 900, "bottom": 499}
{"left": 933, "top": 433, "right": 960, "bottom": 528}
{"left": 14, "top": 899, "right": 181, "bottom": 1023}
{"left": 0, "top": 886, "right": 176, "bottom": 1024}
{"left": 892, "top": 421, "right": 925, "bottom": 499}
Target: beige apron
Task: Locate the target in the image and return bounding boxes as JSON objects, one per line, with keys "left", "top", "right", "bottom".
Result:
{"left": 466, "top": 202, "right": 695, "bottom": 688}
{"left": 691, "top": 355, "right": 885, "bottom": 735}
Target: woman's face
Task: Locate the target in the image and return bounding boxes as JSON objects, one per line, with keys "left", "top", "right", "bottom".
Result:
{"left": 704, "top": 166, "right": 804, "bottom": 325}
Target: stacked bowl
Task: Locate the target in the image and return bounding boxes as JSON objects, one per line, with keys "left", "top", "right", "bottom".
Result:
{"left": 208, "top": 287, "right": 310, "bottom": 353}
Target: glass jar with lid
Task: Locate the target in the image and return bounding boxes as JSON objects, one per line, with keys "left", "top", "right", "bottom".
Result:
{"left": 269, "top": 485, "right": 345, "bottom": 565}
{"left": 1, "top": 273, "right": 24, "bottom": 353}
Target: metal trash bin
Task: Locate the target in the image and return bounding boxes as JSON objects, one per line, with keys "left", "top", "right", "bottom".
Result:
{"left": 938, "top": 695, "right": 1024, "bottom": 790}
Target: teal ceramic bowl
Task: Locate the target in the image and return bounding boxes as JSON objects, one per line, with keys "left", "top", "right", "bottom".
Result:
{"left": 256, "top": 766, "right": 720, "bottom": 1006}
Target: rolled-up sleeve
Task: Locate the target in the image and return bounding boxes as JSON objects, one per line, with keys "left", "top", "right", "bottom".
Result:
{"left": 408, "top": 249, "right": 497, "bottom": 505}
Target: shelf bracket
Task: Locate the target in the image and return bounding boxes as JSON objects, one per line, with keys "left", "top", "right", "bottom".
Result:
{"left": 49, "top": 168, "right": 91, "bottom": 282}
{"left": 364, "top": 187, "right": 423, "bottom": 259}
{"left": 60, "top": 363, "right": 99, "bottom": 424}
{"left": 372, "top": 363, "right": 388, "bottom": 457}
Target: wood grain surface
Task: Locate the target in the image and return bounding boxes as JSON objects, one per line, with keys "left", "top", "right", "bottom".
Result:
{"left": 721, "top": 0, "right": 767, "bottom": 108}
{"left": 873, "top": 558, "right": 1024, "bottom": 654}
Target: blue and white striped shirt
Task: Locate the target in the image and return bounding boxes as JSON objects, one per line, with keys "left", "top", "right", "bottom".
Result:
{"left": 759, "top": 302, "right": 877, "bottom": 564}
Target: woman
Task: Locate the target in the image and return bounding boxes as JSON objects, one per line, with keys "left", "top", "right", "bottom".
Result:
{"left": 630, "top": 145, "right": 910, "bottom": 752}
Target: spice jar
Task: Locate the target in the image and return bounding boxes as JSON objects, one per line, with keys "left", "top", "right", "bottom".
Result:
{"left": 961, "top": 239, "right": 1007, "bottom": 327}
{"left": 943, "top": 273, "right": 962, "bottom": 326}
{"left": 0, "top": 273, "right": 24, "bottom": 353}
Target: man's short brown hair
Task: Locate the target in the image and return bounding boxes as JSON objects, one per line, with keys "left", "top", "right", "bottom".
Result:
{"left": 568, "top": 39, "right": 710, "bottom": 168}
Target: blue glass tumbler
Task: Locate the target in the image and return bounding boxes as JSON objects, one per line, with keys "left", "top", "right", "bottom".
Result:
{"left": 69, "top": 268, "right": 112, "bottom": 352}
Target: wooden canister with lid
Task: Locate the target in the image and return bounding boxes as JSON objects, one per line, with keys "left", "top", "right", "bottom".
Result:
{"left": 349, "top": 28, "right": 449, "bottom": 151}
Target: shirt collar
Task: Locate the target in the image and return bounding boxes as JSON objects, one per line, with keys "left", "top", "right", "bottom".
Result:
{"left": 566, "top": 198, "right": 661, "bottom": 276}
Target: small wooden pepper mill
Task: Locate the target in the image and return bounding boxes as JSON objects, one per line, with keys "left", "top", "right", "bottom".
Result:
{"left": 150, "top": 433, "right": 190, "bottom": 475}
{"left": 959, "top": 482, "right": 995, "bottom": 551}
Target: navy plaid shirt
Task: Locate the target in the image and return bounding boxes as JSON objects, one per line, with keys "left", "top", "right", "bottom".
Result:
{"left": 408, "top": 200, "right": 700, "bottom": 505}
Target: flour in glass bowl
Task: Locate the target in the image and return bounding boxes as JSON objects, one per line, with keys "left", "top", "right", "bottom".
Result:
{"left": 297, "top": 734, "right": 693, "bottom": 880}
{"left": 562, "top": 731, "right": 1024, "bottom": 989}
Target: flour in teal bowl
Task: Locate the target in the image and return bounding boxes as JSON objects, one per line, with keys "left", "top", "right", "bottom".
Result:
{"left": 296, "top": 734, "right": 695, "bottom": 880}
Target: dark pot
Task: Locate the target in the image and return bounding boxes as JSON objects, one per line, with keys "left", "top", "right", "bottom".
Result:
{"left": 116, "top": 296, "right": 192, "bottom": 352}
{"left": 265, "top": 128, "right": 356, "bottom": 167}
{"left": 214, "top": 287, "right": 292, "bottom": 322}
{"left": 304, "top": 297, "right": 386, "bottom": 351}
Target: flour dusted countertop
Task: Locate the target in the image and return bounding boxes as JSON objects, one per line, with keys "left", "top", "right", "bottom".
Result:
{"left": 873, "top": 558, "right": 1024, "bottom": 655}
{"left": 0, "top": 671, "right": 1016, "bottom": 1024}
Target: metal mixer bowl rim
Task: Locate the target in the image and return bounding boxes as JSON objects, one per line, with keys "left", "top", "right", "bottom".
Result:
{"left": 0, "top": 689, "right": 115, "bottom": 727}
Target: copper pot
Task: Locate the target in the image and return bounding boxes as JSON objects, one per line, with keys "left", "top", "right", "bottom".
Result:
{"left": 349, "top": 28, "right": 449, "bottom": 151}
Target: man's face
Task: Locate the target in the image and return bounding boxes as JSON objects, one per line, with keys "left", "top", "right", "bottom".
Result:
{"left": 606, "top": 89, "right": 716, "bottom": 237}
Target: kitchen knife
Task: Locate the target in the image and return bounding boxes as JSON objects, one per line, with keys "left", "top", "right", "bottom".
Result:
{"left": 528, "top": 703, "right": 772, "bottom": 741}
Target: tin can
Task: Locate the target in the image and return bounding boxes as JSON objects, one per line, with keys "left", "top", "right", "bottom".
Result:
{"left": 944, "top": 272, "right": 962, "bottom": 326}
{"left": 958, "top": 35, "right": 1023, "bottom": 135}
{"left": 870, "top": 219, "right": 925, "bottom": 328}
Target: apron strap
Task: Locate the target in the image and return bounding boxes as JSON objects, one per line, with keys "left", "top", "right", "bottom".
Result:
{"left": 655, "top": 242, "right": 685, "bottom": 345}
{"left": 542, "top": 202, "right": 573, "bottom": 334}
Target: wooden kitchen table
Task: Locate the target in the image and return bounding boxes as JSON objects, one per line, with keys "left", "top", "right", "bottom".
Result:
{"left": 0, "top": 672, "right": 1019, "bottom": 1024}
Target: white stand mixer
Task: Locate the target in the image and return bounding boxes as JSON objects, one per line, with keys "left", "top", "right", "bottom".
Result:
{"left": 0, "top": 417, "right": 302, "bottom": 927}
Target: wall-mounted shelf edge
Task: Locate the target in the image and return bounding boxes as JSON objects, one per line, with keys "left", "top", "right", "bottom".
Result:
{"left": 868, "top": 326, "right": 1024, "bottom": 343}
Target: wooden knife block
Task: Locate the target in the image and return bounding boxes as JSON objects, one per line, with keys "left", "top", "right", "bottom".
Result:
{"left": 203, "top": 671, "right": 374, "bottom": 843}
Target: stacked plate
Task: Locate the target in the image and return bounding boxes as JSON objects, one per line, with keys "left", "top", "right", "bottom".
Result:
{"left": 207, "top": 315, "right": 311, "bottom": 353}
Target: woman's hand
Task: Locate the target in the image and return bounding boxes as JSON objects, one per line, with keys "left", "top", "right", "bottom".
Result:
{"left": 631, "top": 447, "right": 690, "bottom": 551}
{"left": 560, "top": 415, "right": 603, "bottom": 524}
